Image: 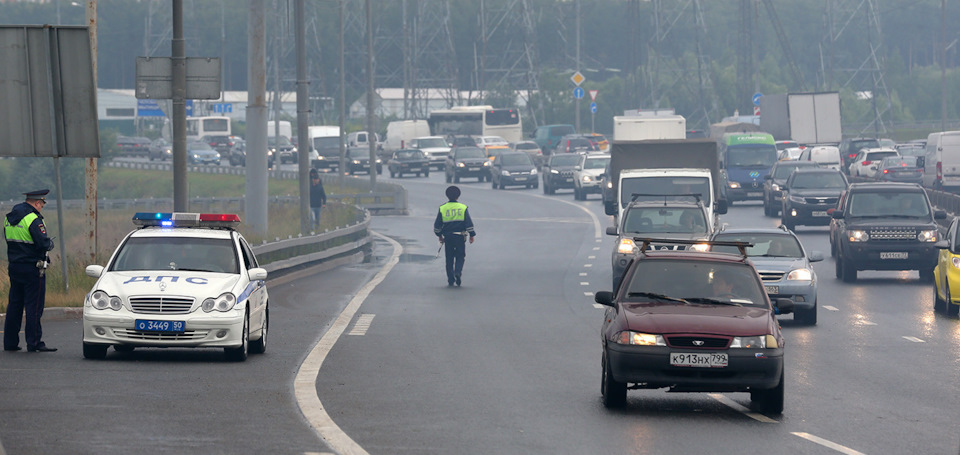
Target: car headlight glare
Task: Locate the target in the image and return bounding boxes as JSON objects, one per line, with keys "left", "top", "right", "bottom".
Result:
{"left": 530, "top": 168, "right": 538, "bottom": 175}
{"left": 501, "top": 170, "right": 511, "bottom": 176}
{"left": 457, "top": 162, "right": 465, "bottom": 168}
{"left": 90, "top": 290, "right": 122, "bottom": 311}
{"left": 202, "top": 293, "right": 237, "bottom": 313}
{"left": 731, "top": 335, "right": 766, "bottom": 348}
{"left": 482, "top": 161, "right": 490, "bottom": 167}
{"left": 617, "top": 238, "right": 638, "bottom": 255}
{"left": 918, "top": 230, "right": 938, "bottom": 242}
{"left": 786, "top": 268, "right": 813, "bottom": 281}
{"left": 352, "top": 160, "right": 360, "bottom": 164}
{"left": 771, "top": 183, "right": 780, "bottom": 191}
{"left": 551, "top": 169, "right": 559, "bottom": 174}
{"left": 848, "top": 230, "right": 869, "bottom": 242}
{"left": 582, "top": 175, "right": 593, "bottom": 183}
{"left": 606, "top": 181, "right": 613, "bottom": 188}
{"left": 689, "top": 243, "right": 710, "bottom": 252}
{"left": 728, "top": 182, "right": 741, "bottom": 189}
{"left": 616, "top": 331, "right": 666, "bottom": 346}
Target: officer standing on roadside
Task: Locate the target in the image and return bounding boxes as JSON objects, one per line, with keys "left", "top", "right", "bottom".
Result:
{"left": 4, "top": 189, "right": 56, "bottom": 352}
{"left": 434, "top": 186, "right": 476, "bottom": 287}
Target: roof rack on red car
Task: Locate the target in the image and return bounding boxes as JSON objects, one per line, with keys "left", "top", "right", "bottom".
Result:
{"left": 633, "top": 237, "right": 752, "bottom": 258}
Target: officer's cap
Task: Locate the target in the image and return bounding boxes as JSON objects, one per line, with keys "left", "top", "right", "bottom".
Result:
{"left": 23, "top": 189, "right": 49, "bottom": 201}
{"left": 445, "top": 185, "right": 461, "bottom": 200}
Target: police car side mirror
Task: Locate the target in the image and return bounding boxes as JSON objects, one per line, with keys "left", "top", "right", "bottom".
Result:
{"left": 606, "top": 226, "right": 618, "bottom": 236}
{"left": 248, "top": 268, "right": 268, "bottom": 281}
{"left": 594, "top": 291, "right": 615, "bottom": 307}
{"left": 85, "top": 265, "right": 104, "bottom": 278}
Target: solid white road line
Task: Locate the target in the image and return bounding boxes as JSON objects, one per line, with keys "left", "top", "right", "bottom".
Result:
{"left": 294, "top": 232, "right": 401, "bottom": 455}
{"left": 708, "top": 394, "right": 779, "bottom": 423}
{"left": 791, "top": 432, "right": 866, "bottom": 455}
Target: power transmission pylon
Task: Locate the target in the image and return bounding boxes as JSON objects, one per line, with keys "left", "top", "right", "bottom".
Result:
{"left": 478, "top": 0, "right": 544, "bottom": 125}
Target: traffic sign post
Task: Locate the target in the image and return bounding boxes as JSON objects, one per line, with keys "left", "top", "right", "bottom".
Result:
{"left": 590, "top": 102, "right": 597, "bottom": 133}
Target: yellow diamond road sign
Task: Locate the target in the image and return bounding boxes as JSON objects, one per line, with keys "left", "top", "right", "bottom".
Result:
{"left": 571, "top": 71, "right": 585, "bottom": 86}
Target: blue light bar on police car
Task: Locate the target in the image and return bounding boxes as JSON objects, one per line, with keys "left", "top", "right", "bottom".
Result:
{"left": 132, "top": 212, "right": 241, "bottom": 229}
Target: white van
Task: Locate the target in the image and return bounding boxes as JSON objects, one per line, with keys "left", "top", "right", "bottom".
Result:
{"left": 267, "top": 120, "right": 292, "bottom": 139}
{"left": 347, "top": 131, "right": 380, "bottom": 149}
{"left": 382, "top": 120, "right": 430, "bottom": 152}
{"left": 308, "top": 125, "right": 342, "bottom": 171}
{"left": 798, "top": 145, "right": 842, "bottom": 171}
{"left": 923, "top": 131, "right": 960, "bottom": 189}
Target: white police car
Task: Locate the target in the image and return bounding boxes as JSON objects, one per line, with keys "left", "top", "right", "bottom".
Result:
{"left": 82, "top": 213, "right": 269, "bottom": 361}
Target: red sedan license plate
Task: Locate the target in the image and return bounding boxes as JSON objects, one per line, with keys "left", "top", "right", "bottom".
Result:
{"left": 670, "top": 352, "right": 728, "bottom": 368}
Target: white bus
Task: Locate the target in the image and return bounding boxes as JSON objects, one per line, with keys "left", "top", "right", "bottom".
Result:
{"left": 186, "top": 116, "right": 232, "bottom": 141}
{"left": 427, "top": 106, "right": 522, "bottom": 143}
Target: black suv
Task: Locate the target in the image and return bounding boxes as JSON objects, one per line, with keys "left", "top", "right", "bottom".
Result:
{"left": 838, "top": 137, "right": 880, "bottom": 174}
{"left": 780, "top": 168, "right": 848, "bottom": 230}
{"left": 541, "top": 153, "right": 581, "bottom": 195}
{"left": 763, "top": 160, "right": 818, "bottom": 217}
{"left": 830, "top": 182, "right": 946, "bottom": 282}
{"left": 444, "top": 146, "right": 489, "bottom": 183}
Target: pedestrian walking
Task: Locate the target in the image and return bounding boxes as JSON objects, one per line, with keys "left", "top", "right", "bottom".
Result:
{"left": 4, "top": 189, "right": 56, "bottom": 352}
{"left": 433, "top": 185, "right": 476, "bottom": 287}
{"left": 309, "top": 168, "right": 327, "bottom": 230}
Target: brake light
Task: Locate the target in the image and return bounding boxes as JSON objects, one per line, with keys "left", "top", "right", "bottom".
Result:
{"left": 883, "top": 169, "right": 889, "bottom": 174}
{"left": 862, "top": 161, "right": 872, "bottom": 165}
{"left": 848, "top": 153, "right": 857, "bottom": 158}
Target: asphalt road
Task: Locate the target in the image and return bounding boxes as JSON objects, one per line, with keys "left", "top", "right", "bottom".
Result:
{"left": 1, "top": 169, "right": 960, "bottom": 454}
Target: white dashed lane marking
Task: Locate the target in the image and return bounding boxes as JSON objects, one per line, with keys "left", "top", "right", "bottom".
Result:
{"left": 903, "top": 336, "right": 925, "bottom": 343}
{"left": 823, "top": 305, "right": 839, "bottom": 311}
{"left": 579, "top": 272, "right": 588, "bottom": 276}
{"left": 791, "top": 432, "right": 866, "bottom": 455}
{"left": 580, "top": 282, "right": 589, "bottom": 286}
{"left": 588, "top": 255, "right": 596, "bottom": 259}
{"left": 583, "top": 264, "right": 593, "bottom": 268}
{"left": 592, "top": 304, "right": 604, "bottom": 309}
{"left": 584, "top": 292, "right": 593, "bottom": 297}
{"left": 347, "top": 314, "right": 375, "bottom": 336}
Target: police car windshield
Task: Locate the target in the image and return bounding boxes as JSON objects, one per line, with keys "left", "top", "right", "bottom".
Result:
{"left": 110, "top": 237, "right": 239, "bottom": 274}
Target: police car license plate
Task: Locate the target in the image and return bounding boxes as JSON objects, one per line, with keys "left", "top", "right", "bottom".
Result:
{"left": 880, "top": 252, "right": 909, "bottom": 259}
{"left": 670, "top": 352, "right": 727, "bottom": 368}
{"left": 764, "top": 285, "right": 779, "bottom": 294}
{"left": 135, "top": 319, "right": 185, "bottom": 332}
{"left": 813, "top": 211, "right": 828, "bottom": 217}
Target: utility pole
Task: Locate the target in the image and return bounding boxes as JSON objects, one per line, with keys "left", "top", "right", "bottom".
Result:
{"left": 247, "top": 0, "right": 269, "bottom": 236}
{"left": 295, "top": 0, "right": 310, "bottom": 234}
{"left": 575, "top": 0, "right": 581, "bottom": 132}
{"left": 172, "top": 0, "right": 187, "bottom": 211}
{"left": 941, "top": 0, "right": 947, "bottom": 133}
{"left": 366, "top": 0, "right": 377, "bottom": 188}
{"left": 339, "top": 0, "right": 346, "bottom": 185}
{"left": 84, "top": 0, "right": 98, "bottom": 264}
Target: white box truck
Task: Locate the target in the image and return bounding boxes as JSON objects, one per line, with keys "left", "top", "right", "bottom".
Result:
{"left": 759, "top": 92, "right": 842, "bottom": 145}
{"left": 612, "top": 115, "right": 686, "bottom": 141}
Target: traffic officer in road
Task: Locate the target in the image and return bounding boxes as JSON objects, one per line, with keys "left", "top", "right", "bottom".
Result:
{"left": 434, "top": 186, "right": 476, "bottom": 287}
{"left": 4, "top": 189, "right": 56, "bottom": 352}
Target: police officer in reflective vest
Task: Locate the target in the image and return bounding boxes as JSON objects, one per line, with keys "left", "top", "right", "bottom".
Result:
{"left": 434, "top": 186, "right": 476, "bottom": 287}
{"left": 4, "top": 189, "right": 56, "bottom": 352}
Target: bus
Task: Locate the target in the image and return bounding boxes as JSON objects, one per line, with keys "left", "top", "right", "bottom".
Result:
{"left": 427, "top": 106, "right": 522, "bottom": 143}
{"left": 186, "top": 116, "right": 231, "bottom": 141}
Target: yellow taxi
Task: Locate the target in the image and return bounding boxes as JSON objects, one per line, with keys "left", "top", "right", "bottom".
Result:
{"left": 590, "top": 133, "right": 610, "bottom": 152}
{"left": 934, "top": 217, "right": 960, "bottom": 316}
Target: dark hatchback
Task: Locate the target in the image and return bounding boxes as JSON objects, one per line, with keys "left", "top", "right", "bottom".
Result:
{"left": 345, "top": 147, "right": 382, "bottom": 175}
{"left": 830, "top": 182, "right": 946, "bottom": 282}
{"left": 839, "top": 137, "right": 880, "bottom": 174}
{"left": 595, "top": 239, "right": 793, "bottom": 413}
{"left": 490, "top": 152, "right": 538, "bottom": 189}
{"left": 780, "top": 168, "right": 848, "bottom": 230}
{"left": 387, "top": 149, "right": 430, "bottom": 178}
{"left": 444, "top": 146, "right": 490, "bottom": 183}
{"left": 763, "top": 160, "right": 819, "bottom": 217}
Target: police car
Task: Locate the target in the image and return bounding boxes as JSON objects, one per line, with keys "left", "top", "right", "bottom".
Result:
{"left": 82, "top": 213, "right": 269, "bottom": 361}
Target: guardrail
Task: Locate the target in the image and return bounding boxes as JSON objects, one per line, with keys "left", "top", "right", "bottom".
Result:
{"left": 252, "top": 209, "right": 373, "bottom": 275}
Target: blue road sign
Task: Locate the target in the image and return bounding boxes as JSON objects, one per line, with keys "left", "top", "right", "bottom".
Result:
{"left": 590, "top": 102, "right": 597, "bottom": 113}
{"left": 212, "top": 103, "right": 233, "bottom": 114}
{"left": 137, "top": 99, "right": 165, "bottom": 117}
{"left": 573, "top": 86, "right": 584, "bottom": 99}
{"left": 752, "top": 92, "right": 763, "bottom": 106}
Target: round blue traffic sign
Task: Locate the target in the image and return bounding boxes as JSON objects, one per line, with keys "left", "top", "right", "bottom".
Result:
{"left": 752, "top": 92, "right": 763, "bottom": 106}
{"left": 573, "top": 87, "right": 585, "bottom": 99}
{"left": 590, "top": 102, "right": 597, "bottom": 113}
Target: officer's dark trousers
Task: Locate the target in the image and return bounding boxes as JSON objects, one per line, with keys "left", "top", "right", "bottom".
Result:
{"left": 444, "top": 235, "right": 466, "bottom": 285}
{"left": 4, "top": 262, "right": 46, "bottom": 350}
